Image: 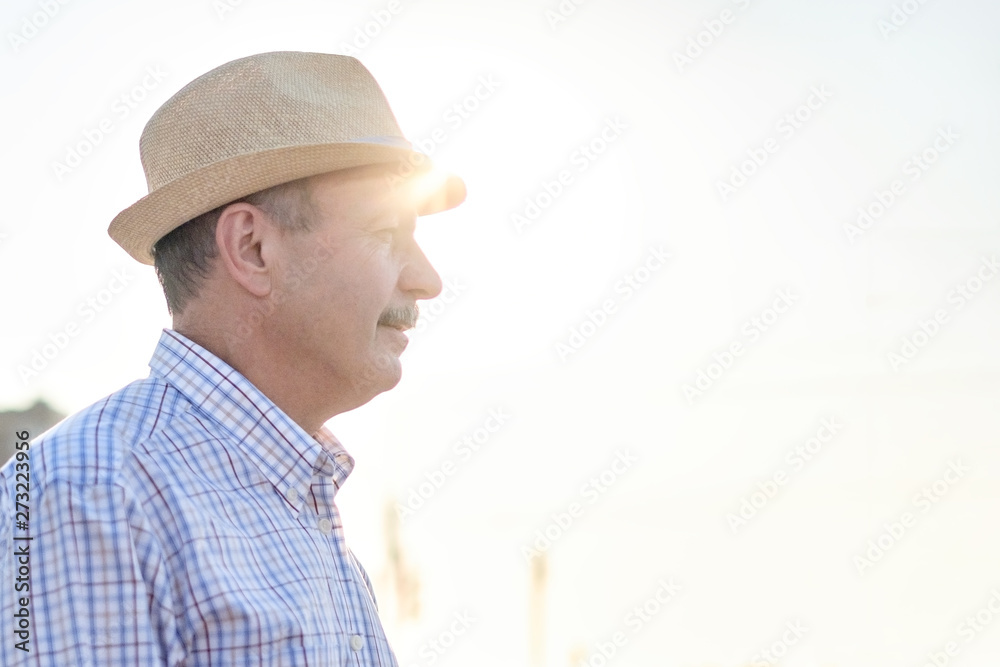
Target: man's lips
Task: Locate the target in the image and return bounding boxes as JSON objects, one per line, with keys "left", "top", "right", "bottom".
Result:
{"left": 378, "top": 322, "right": 410, "bottom": 350}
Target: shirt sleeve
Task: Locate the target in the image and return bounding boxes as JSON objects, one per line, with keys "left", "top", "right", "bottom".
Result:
{"left": 1, "top": 472, "right": 182, "bottom": 666}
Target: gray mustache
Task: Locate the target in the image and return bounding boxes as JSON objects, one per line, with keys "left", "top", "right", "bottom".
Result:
{"left": 378, "top": 305, "right": 419, "bottom": 330}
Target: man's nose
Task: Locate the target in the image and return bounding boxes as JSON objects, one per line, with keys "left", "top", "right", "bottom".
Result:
{"left": 401, "top": 240, "right": 443, "bottom": 300}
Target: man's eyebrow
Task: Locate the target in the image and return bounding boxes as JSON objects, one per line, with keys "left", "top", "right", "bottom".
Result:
{"left": 362, "top": 206, "right": 417, "bottom": 231}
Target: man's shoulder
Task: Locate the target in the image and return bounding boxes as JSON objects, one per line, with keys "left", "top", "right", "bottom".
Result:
{"left": 6, "top": 375, "right": 192, "bottom": 488}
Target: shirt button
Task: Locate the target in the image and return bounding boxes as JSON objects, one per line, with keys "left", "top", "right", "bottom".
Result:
{"left": 350, "top": 634, "right": 364, "bottom": 651}
{"left": 287, "top": 488, "right": 299, "bottom": 504}
{"left": 318, "top": 518, "right": 332, "bottom": 534}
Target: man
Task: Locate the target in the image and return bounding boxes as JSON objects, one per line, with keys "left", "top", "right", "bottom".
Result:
{"left": 0, "top": 51, "right": 465, "bottom": 665}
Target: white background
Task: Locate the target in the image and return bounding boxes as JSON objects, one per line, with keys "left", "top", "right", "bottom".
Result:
{"left": 2, "top": 0, "right": 1000, "bottom": 665}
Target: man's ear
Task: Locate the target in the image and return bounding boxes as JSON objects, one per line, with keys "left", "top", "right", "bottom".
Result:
{"left": 215, "top": 203, "right": 276, "bottom": 298}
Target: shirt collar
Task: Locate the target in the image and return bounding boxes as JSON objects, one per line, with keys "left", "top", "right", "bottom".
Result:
{"left": 148, "top": 329, "right": 355, "bottom": 507}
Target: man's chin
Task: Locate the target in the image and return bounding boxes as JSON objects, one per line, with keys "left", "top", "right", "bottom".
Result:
{"left": 348, "top": 351, "right": 403, "bottom": 402}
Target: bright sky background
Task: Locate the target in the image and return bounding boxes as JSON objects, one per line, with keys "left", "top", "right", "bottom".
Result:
{"left": 3, "top": 0, "right": 1000, "bottom": 665}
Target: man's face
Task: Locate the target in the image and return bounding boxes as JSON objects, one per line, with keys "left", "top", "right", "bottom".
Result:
{"left": 267, "top": 164, "right": 443, "bottom": 407}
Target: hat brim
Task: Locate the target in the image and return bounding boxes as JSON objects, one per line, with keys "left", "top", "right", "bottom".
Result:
{"left": 108, "top": 142, "right": 466, "bottom": 265}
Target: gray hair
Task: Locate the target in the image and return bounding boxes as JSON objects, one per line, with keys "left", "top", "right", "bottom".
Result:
{"left": 152, "top": 177, "right": 316, "bottom": 315}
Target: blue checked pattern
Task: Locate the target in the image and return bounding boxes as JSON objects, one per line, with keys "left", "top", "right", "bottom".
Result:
{"left": 1, "top": 329, "right": 399, "bottom": 666}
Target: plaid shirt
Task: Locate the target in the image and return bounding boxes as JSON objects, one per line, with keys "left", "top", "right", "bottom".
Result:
{"left": 1, "top": 329, "right": 399, "bottom": 666}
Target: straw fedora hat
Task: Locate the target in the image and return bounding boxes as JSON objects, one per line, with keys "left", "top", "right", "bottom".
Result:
{"left": 108, "top": 51, "right": 466, "bottom": 265}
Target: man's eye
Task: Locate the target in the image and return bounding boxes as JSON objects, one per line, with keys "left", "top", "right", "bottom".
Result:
{"left": 374, "top": 228, "right": 396, "bottom": 241}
